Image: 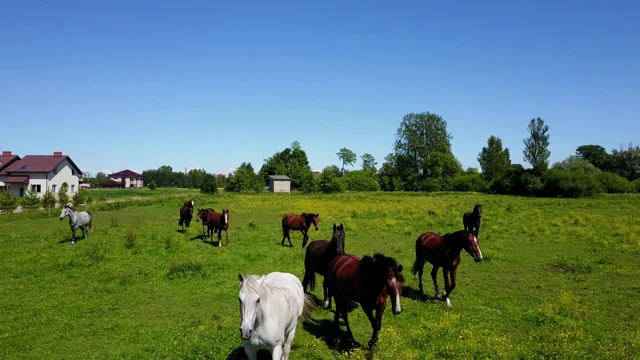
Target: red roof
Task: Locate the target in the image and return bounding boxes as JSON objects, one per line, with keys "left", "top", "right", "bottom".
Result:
{"left": 5, "top": 176, "right": 30, "bottom": 184}
{"left": 110, "top": 169, "right": 142, "bottom": 178}
{"left": 5, "top": 155, "right": 82, "bottom": 175}
{"left": 100, "top": 179, "right": 125, "bottom": 187}
{"left": 0, "top": 154, "right": 20, "bottom": 175}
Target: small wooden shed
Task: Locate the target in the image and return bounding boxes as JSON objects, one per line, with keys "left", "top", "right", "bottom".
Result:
{"left": 268, "top": 175, "right": 291, "bottom": 193}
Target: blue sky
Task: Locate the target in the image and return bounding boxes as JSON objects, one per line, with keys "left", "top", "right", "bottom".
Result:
{"left": 2, "top": 1, "right": 638, "bottom": 176}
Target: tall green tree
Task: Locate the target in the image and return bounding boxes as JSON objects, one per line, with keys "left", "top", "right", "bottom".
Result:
{"left": 20, "top": 187, "right": 41, "bottom": 210}
{"left": 42, "top": 190, "right": 56, "bottom": 217}
{"left": 391, "top": 112, "right": 459, "bottom": 190}
{"left": 575, "top": 145, "right": 612, "bottom": 172}
{"left": 0, "top": 189, "right": 17, "bottom": 213}
{"left": 523, "top": 117, "right": 550, "bottom": 174}
{"left": 361, "top": 153, "right": 377, "bottom": 174}
{"left": 337, "top": 148, "right": 357, "bottom": 174}
{"left": 610, "top": 143, "right": 640, "bottom": 181}
{"left": 477, "top": 136, "right": 511, "bottom": 181}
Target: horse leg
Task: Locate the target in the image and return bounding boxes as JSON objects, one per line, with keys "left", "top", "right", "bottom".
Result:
{"left": 443, "top": 267, "right": 456, "bottom": 307}
{"left": 431, "top": 266, "right": 441, "bottom": 299}
{"left": 225, "top": 229, "right": 229, "bottom": 246}
{"left": 70, "top": 226, "right": 76, "bottom": 245}
{"left": 271, "top": 341, "right": 284, "bottom": 360}
{"left": 217, "top": 229, "right": 222, "bottom": 246}
{"left": 282, "top": 229, "right": 291, "bottom": 246}
{"left": 363, "top": 306, "right": 380, "bottom": 349}
{"left": 302, "top": 230, "right": 309, "bottom": 247}
{"left": 242, "top": 343, "right": 257, "bottom": 360}
{"left": 322, "top": 278, "right": 331, "bottom": 309}
{"left": 282, "top": 326, "right": 297, "bottom": 360}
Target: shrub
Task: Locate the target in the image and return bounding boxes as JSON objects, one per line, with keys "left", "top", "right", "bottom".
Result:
{"left": 58, "top": 182, "right": 70, "bottom": 206}
{"left": 20, "top": 188, "right": 41, "bottom": 210}
{"left": 595, "top": 171, "right": 635, "bottom": 194}
{"left": 72, "top": 189, "right": 87, "bottom": 207}
{"left": 343, "top": 170, "right": 380, "bottom": 191}
{"left": 318, "top": 169, "right": 345, "bottom": 193}
{"left": 542, "top": 169, "right": 602, "bottom": 198}
{"left": 452, "top": 173, "right": 490, "bottom": 193}
{"left": 0, "top": 189, "right": 17, "bottom": 212}
{"left": 148, "top": 181, "right": 158, "bottom": 190}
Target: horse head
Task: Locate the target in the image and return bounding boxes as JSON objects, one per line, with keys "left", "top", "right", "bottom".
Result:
{"left": 309, "top": 213, "right": 320, "bottom": 231}
{"left": 59, "top": 205, "right": 73, "bottom": 220}
{"left": 463, "top": 231, "right": 483, "bottom": 262}
{"left": 474, "top": 204, "right": 483, "bottom": 217}
{"left": 222, "top": 209, "right": 229, "bottom": 225}
{"left": 331, "top": 223, "right": 345, "bottom": 255}
{"left": 195, "top": 208, "right": 205, "bottom": 222}
{"left": 382, "top": 256, "right": 404, "bottom": 315}
{"left": 238, "top": 273, "right": 264, "bottom": 341}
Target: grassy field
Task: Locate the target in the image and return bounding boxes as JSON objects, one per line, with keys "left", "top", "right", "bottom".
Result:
{"left": 1, "top": 190, "right": 639, "bottom": 359}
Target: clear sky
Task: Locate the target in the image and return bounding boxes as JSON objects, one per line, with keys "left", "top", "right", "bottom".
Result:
{"left": 2, "top": 1, "right": 638, "bottom": 176}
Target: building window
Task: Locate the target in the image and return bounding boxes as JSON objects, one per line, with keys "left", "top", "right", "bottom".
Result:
{"left": 52, "top": 184, "right": 57, "bottom": 193}
{"left": 31, "top": 185, "right": 42, "bottom": 193}
{"left": 71, "top": 185, "right": 76, "bottom": 193}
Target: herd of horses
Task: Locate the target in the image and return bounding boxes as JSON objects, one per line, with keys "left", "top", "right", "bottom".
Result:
{"left": 58, "top": 200, "right": 483, "bottom": 359}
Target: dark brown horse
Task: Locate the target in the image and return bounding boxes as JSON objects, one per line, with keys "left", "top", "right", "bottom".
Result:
{"left": 196, "top": 208, "right": 229, "bottom": 246}
{"left": 302, "top": 223, "right": 346, "bottom": 309}
{"left": 411, "top": 230, "right": 483, "bottom": 307}
{"left": 281, "top": 213, "right": 319, "bottom": 247}
{"left": 463, "top": 204, "right": 483, "bottom": 236}
{"left": 178, "top": 200, "right": 194, "bottom": 233}
{"left": 327, "top": 253, "right": 404, "bottom": 349}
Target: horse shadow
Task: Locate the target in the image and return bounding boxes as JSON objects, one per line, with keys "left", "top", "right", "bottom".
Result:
{"left": 301, "top": 294, "right": 364, "bottom": 353}
{"left": 226, "top": 347, "right": 272, "bottom": 360}
{"left": 402, "top": 285, "right": 440, "bottom": 302}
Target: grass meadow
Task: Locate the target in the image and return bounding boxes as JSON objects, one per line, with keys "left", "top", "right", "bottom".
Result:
{"left": 1, "top": 190, "right": 639, "bottom": 359}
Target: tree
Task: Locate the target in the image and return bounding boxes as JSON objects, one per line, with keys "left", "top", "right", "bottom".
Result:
{"left": 523, "top": 117, "right": 550, "bottom": 174}
{"left": 58, "top": 182, "right": 70, "bottom": 207}
{"left": 610, "top": 143, "right": 640, "bottom": 181}
{"left": 575, "top": 145, "right": 612, "bottom": 172}
{"left": 317, "top": 166, "right": 345, "bottom": 193}
{"left": 391, "top": 112, "right": 459, "bottom": 190}
{"left": 0, "top": 189, "right": 17, "bottom": 213}
{"left": 42, "top": 190, "right": 56, "bottom": 217}
{"left": 259, "top": 143, "right": 314, "bottom": 191}
{"left": 20, "top": 187, "right": 41, "bottom": 210}
{"left": 72, "top": 189, "right": 87, "bottom": 207}
{"left": 477, "top": 136, "right": 511, "bottom": 181}
{"left": 361, "top": 153, "right": 377, "bottom": 174}
{"left": 337, "top": 148, "right": 357, "bottom": 174}
{"left": 225, "top": 163, "right": 264, "bottom": 193}
{"left": 187, "top": 169, "right": 209, "bottom": 190}
{"left": 552, "top": 156, "right": 600, "bottom": 174}
{"left": 199, "top": 173, "right": 218, "bottom": 194}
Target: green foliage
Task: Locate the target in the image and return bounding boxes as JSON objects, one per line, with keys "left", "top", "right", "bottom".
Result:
{"left": 318, "top": 166, "right": 345, "bottom": 193}
{"left": 199, "top": 173, "right": 218, "bottom": 194}
{"left": 576, "top": 144, "right": 613, "bottom": 171}
{"left": 148, "top": 180, "right": 158, "bottom": 190}
{"left": 186, "top": 168, "right": 209, "bottom": 189}
{"left": 337, "top": 147, "right": 357, "bottom": 174}
{"left": 610, "top": 143, "right": 640, "bottom": 181}
{"left": 552, "top": 155, "right": 600, "bottom": 174}
{"left": 523, "top": 117, "right": 551, "bottom": 174}
{"left": 451, "top": 173, "right": 490, "bottom": 192}
{"left": 72, "top": 189, "right": 87, "bottom": 207}
{"left": 343, "top": 170, "right": 380, "bottom": 191}
{"left": 542, "top": 169, "right": 603, "bottom": 198}
{"left": 259, "top": 143, "right": 314, "bottom": 190}
{"left": 478, "top": 135, "right": 511, "bottom": 181}
{"left": 225, "top": 162, "right": 264, "bottom": 193}
{"left": 20, "top": 187, "right": 41, "bottom": 210}
{"left": 143, "top": 165, "right": 187, "bottom": 188}
{"left": 57, "top": 182, "right": 70, "bottom": 206}
{"left": 0, "top": 189, "right": 17, "bottom": 212}
{"left": 595, "top": 171, "right": 635, "bottom": 194}
{"left": 360, "top": 153, "right": 377, "bottom": 174}
{"left": 41, "top": 190, "right": 56, "bottom": 209}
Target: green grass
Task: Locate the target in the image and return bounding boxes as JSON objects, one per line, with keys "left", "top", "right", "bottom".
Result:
{"left": 1, "top": 191, "right": 639, "bottom": 359}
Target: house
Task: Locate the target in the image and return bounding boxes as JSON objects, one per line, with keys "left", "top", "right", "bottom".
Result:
{"left": 0, "top": 151, "right": 21, "bottom": 192}
{"left": 1, "top": 151, "right": 82, "bottom": 198}
{"left": 268, "top": 175, "right": 291, "bottom": 193}
{"left": 101, "top": 169, "right": 144, "bottom": 188}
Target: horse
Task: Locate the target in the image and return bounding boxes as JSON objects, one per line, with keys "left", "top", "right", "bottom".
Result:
{"left": 411, "top": 230, "right": 483, "bottom": 307}
{"left": 281, "top": 212, "right": 319, "bottom": 247}
{"left": 463, "top": 204, "right": 483, "bottom": 237}
{"left": 178, "top": 200, "right": 194, "bottom": 233}
{"left": 327, "top": 253, "right": 404, "bottom": 349}
{"left": 301, "top": 223, "right": 346, "bottom": 309}
{"left": 59, "top": 204, "right": 93, "bottom": 245}
{"left": 196, "top": 208, "right": 229, "bottom": 246}
{"left": 238, "top": 272, "right": 315, "bottom": 360}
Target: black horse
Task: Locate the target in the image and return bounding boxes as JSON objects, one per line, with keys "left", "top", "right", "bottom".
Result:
{"left": 462, "top": 204, "right": 482, "bottom": 237}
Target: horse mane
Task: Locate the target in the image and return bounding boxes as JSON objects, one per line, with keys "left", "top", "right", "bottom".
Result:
{"left": 442, "top": 230, "right": 471, "bottom": 254}
{"left": 360, "top": 253, "right": 405, "bottom": 284}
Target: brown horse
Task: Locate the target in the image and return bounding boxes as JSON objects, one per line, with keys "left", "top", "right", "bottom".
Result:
{"left": 301, "top": 223, "right": 346, "bottom": 309}
{"left": 178, "top": 202, "right": 193, "bottom": 233}
{"left": 281, "top": 213, "right": 319, "bottom": 247}
{"left": 327, "top": 253, "right": 404, "bottom": 349}
{"left": 463, "top": 204, "right": 483, "bottom": 237}
{"left": 411, "top": 230, "right": 482, "bottom": 307}
{"left": 196, "top": 208, "right": 229, "bottom": 246}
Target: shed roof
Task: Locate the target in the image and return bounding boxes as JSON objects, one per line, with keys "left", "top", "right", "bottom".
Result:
{"left": 268, "top": 175, "right": 290, "bottom": 181}
{"left": 5, "top": 176, "right": 30, "bottom": 184}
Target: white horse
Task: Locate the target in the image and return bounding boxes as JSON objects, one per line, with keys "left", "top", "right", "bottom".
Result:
{"left": 59, "top": 204, "right": 93, "bottom": 244}
{"left": 238, "top": 272, "right": 315, "bottom": 360}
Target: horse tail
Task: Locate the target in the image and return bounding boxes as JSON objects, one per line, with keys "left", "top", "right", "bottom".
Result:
{"left": 300, "top": 294, "right": 318, "bottom": 325}
{"left": 343, "top": 298, "right": 359, "bottom": 313}
{"left": 411, "top": 236, "right": 424, "bottom": 275}
{"left": 302, "top": 266, "right": 316, "bottom": 292}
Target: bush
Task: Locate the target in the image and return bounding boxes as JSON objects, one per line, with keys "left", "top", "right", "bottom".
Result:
{"left": 199, "top": 174, "right": 218, "bottom": 194}
{"left": 595, "top": 172, "right": 635, "bottom": 194}
{"left": 0, "top": 189, "right": 17, "bottom": 212}
{"left": 318, "top": 169, "right": 345, "bottom": 193}
{"left": 452, "top": 173, "right": 490, "bottom": 193}
{"left": 343, "top": 170, "right": 380, "bottom": 191}
{"left": 20, "top": 188, "right": 41, "bottom": 210}
{"left": 542, "top": 169, "right": 603, "bottom": 198}
{"left": 148, "top": 181, "right": 158, "bottom": 190}
{"left": 58, "top": 182, "right": 70, "bottom": 206}
{"left": 72, "top": 189, "right": 87, "bottom": 207}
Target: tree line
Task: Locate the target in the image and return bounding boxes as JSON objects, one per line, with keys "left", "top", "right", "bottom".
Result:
{"left": 92, "top": 112, "right": 640, "bottom": 198}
